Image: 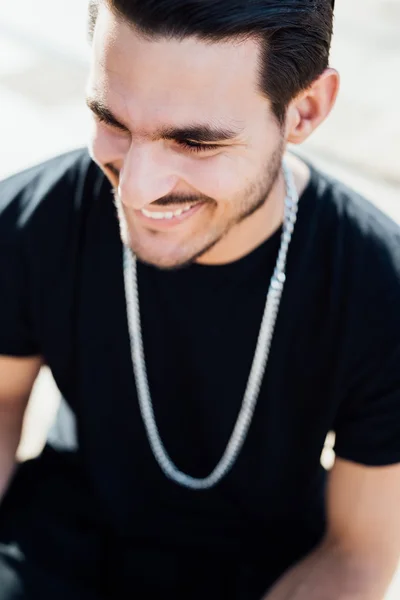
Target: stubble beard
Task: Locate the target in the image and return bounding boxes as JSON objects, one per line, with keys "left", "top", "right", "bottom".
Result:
{"left": 113, "top": 140, "right": 284, "bottom": 270}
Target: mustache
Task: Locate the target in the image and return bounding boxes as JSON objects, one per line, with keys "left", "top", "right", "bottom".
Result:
{"left": 112, "top": 187, "right": 214, "bottom": 209}
{"left": 151, "top": 194, "right": 213, "bottom": 207}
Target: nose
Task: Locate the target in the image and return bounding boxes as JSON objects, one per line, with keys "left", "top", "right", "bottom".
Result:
{"left": 118, "top": 143, "right": 179, "bottom": 210}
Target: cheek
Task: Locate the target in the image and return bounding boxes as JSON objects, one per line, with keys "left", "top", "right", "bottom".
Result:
{"left": 183, "top": 154, "right": 256, "bottom": 201}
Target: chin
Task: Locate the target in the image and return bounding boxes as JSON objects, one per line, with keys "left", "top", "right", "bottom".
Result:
{"left": 126, "top": 241, "right": 195, "bottom": 271}
{"left": 128, "top": 233, "right": 221, "bottom": 270}
{"left": 135, "top": 253, "right": 194, "bottom": 271}
{"left": 119, "top": 222, "right": 196, "bottom": 272}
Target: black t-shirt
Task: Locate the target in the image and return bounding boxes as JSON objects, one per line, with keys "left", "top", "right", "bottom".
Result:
{"left": 1, "top": 149, "right": 400, "bottom": 597}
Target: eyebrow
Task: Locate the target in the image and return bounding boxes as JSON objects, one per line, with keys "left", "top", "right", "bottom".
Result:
{"left": 86, "top": 97, "right": 243, "bottom": 143}
{"left": 86, "top": 98, "right": 130, "bottom": 133}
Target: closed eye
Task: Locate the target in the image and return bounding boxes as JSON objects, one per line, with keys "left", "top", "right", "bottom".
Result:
{"left": 87, "top": 97, "right": 230, "bottom": 152}
{"left": 93, "top": 113, "right": 219, "bottom": 151}
{"left": 176, "top": 139, "right": 222, "bottom": 154}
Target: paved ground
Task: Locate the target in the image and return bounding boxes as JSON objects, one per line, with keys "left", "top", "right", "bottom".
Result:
{"left": 0, "top": 1, "right": 399, "bottom": 596}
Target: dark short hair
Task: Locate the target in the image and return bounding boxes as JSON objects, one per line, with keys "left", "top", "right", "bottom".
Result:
{"left": 88, "top": 0, "right": 334, "bottom": 125}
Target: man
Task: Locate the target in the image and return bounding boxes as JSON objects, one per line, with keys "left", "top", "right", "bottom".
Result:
{"left": 0, "top": 0, "right": 399, "bottom": 598}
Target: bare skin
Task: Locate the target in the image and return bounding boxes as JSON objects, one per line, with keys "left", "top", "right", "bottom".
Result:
{"left": 87, "top": 3, "right": 339, "bottom": 269}
{"left": 0, "top": 356, "right": 42, "bottom": 501}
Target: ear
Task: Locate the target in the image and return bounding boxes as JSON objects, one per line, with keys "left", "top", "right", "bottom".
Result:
{"left": 286, "top": 68, "right": 340, "bottom": 144}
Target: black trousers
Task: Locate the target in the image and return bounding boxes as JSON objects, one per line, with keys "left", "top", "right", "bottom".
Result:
{"left": 0, "top": 448, "right": 275, "bottom": 600}
{"left": 0, "top": 447, "right": 108, "bottom": 600}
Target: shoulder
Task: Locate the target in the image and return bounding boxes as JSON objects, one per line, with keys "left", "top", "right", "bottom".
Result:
{"left": 307, "top": 164, "right": 400, "bottom": 353}
{"left": 306, "top": 163, "right": 400, "bottom": 282}
{"left": 0, "top": 148, "right": 103, "bottom": 241}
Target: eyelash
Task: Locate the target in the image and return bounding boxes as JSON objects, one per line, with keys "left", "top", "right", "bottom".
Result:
{"left": 176, "top": 140, "right": 221, "bottom": 154}
{"left": 95, "top": 114, "right": 220, "bottom": 153}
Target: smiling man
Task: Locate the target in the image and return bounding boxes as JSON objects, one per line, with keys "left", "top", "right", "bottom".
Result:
{"left": 0, "top": 1, "right": 400, "bottom": 599}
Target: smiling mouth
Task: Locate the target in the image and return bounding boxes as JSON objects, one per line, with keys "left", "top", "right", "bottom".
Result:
{"left": 136, "top": 201, "right": 206, "bottom": 227}
{"left": 140, "top": 203, "right": 196, "bottom": 220}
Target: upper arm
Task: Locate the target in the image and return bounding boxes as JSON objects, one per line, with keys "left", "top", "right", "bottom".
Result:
{"left": 0, "top": 355, "right": 43, "bottom": 408}
{"left": 323, "top": 217, "right": 400, "bottom": 592}
{"left": 326, "top": 457, "right": 400, "bottom": 577}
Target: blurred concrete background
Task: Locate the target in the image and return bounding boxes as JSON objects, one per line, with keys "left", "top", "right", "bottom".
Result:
{"left": 0, "top": 1, "right": 399, "bottom": 596}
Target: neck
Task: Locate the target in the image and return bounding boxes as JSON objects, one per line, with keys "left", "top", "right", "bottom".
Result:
{"left": 196, "top": 153, "right": 310, "bottom": 266}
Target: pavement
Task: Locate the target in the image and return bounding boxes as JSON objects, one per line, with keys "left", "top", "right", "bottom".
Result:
{"left": 0, "top": 1, "right": 399, "bottom": 596}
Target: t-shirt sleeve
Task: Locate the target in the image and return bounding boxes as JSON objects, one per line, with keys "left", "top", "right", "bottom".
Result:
{"left": 0, "top": 172, "right": 41, "bottom": 357}
{"left": 333, "top": 211, "right": 400, "bottom": 466}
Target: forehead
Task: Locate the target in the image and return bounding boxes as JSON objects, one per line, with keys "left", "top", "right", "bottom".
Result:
{"left": 89, "top": 4, "right": 269, "bottom": 130}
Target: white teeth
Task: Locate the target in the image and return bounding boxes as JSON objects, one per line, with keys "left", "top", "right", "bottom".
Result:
{"left": 141, "top": 204, "right": 195, "bottom": 220}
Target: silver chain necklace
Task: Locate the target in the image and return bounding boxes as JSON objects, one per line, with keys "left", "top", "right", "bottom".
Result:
{"left": 123, "top": 160, "right": 299, "bottom": 490}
